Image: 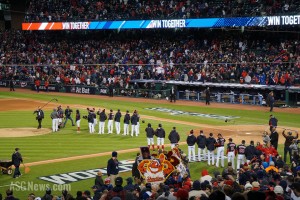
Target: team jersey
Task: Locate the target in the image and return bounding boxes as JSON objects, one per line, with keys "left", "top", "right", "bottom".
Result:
{"left": 217, "top": 138, "right": 226, "bottom": 147}
{"left": 108, "top": 112, "right": 114, "bottom": 120}
{"left": 237, "top": 144, "right": 246, "bottom": 155}
{"left": 227, "top": 142, "right": 236, "bottom": 152}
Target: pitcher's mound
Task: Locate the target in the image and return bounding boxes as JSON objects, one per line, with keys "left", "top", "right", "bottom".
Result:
{"left": 0, "top": 128, "right": 51, "bottom": 137}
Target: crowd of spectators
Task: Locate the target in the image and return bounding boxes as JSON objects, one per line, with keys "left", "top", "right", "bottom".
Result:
{"left": 0, "top": 29, "right": 299, "bottom": 89}
{"left": 24, "top": 0, "right": 300, "bottom": 22}
{"left": 2, "top": 133, "right": 300, "bottom": 200}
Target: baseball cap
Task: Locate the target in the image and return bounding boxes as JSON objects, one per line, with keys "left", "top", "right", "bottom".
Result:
{"left": 290, "top": 182, "right": 300, "bottom": 191}
{"left": 112, "top": 151, "right": 118, "bottom": 157}
{"left": 173, "top": 188, "right": 188, "bottom": 200}
{"left": 252, "top": 181, "right": 260, "bottom": 188}
{"left": 245, "top": 182, "right": 253, "bottom": 190}
{"left": 115, "top": 177, "right": 123, "bottom": 186}
{"left": 104, "top": 177, "right": 111, "bottom": 184}
{"left": 274, "top": 185, "right": 284, "bottom": 195}
{"left": 192, "top": 180, "right": 201, "bottom": 190}
{"left": 91, "top": 185, "right": 99, "bottom": 189}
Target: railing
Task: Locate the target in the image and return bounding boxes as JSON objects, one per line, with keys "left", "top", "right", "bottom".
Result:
{"left": 178, "top": 91, "right": 264, "bottom": 105}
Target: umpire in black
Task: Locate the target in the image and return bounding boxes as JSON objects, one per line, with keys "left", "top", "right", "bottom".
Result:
{"left": 12, "top": 148, "right": 23, "bottom": 178}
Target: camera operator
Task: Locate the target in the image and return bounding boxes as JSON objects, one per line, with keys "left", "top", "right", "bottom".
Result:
{"left": 63, "top": 106, "right": 75, "bottom": 127}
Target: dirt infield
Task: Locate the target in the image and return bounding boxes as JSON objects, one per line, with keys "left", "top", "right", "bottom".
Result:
{"left": 0, "top": 128, "right": 50, "bottom": 137}
{"left": 0, "top": 88, "right": 299, "bottom": 166}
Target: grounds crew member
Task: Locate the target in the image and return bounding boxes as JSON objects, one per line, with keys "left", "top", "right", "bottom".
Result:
{"left": 170, "top": 86, "right": 176, "bottom": 102}
{"left": 33, "top": 106, "right": 44, "bottom": 129}
{"left": 168, "top": 127, "right": 180, "bottom": 149}
{"left": 145, "top": 123, "right": 155, "bottom": 150}
{"left": 107, "top": 109, "right": 114, "bottom": 134}
{"left": 114, "top": 109, "right": 122, "bottom": 135}
{"left": 155, "top": 124, "right": 166, "bottom": 151}
{"left": 123, "top": 110, "right": 130, "bottom": 136}
{"left": 107, "top": 151, "right": 119, "bottom": 186}
{"left": 227, "top": 138, "right": 236, "bottom": 170}
{"left": 245, "top": 140, "right": 256, "bottom": 164}
{"left": 269, "top": 114, "right": 278, "bottom": 132}
{"left": 186, "top": 130, "right": 197, "bottom": 162}
{"left": 12, "top": 148, "right": 23, "bottom": 178}
{"left": 206, "top": 133, "right": 216, "bottom": 166}
{"left": 236, "top": 140, "right": 246, "bottom": 170}
{"left": 196, "top": 130, "right": 206, "bottom": 161}
{"left": 50, "top": 108, "right": 59, "bottom": 132}
{"left": 64, "top": 106, "right": 75, "bottom": 127}
{"left": 282, "top": 129, "right": 299, "bottom": 163}
{"left": 215, "top": 133, "right": 226, "bottom": 168}
{"left": 270, "top": 127, "right": 279, "bottom": 150}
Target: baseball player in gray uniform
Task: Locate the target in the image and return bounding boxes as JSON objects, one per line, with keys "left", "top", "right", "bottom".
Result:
{"left": 50, "top": 108, "right": 58, "bottom": 132}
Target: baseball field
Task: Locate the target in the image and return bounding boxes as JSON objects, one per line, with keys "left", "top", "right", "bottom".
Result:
{"left": 0, "top": 88, "right": 300, "bottom": 199}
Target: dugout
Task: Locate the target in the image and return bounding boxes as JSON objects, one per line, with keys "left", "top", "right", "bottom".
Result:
{"left": 286, "top": 90, "right": 300, "bottom": 107}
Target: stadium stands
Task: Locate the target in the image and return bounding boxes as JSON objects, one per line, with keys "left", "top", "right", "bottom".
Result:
{"left": 0, "top": 29, "right": 299, "bottom": 86}
{"left": 24, "top": 0, "right": 300, "bottom": 22}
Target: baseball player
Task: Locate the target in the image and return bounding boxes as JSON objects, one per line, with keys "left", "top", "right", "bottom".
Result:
{"left": 131, "top": 110, "right": 138, "bottom": 137}
{"left": 75, "top": 109, "right": 81, "bottom": 132}
{"left": 186, "top": 130, "right": 197, "bottom": 162}
{"left": 145, "top": 123, "right": 155, "bottom": 150}
{"left": 92, "top": 108, "right": 97, "bottom": 131}
{"left": 136, "top": 110, "right": 140, "bottom": 136}
{"left": 88, "top": 109, "right": 95, "bottom": 133}
{"left": 107, "top": 109, "right": 114, "bottom": 134}
{"left": 123, "top": 110, "right": 130, "bottom": 135}
{"left": 98, "top": 109, "right": 107, "bottom": 134}
{"left": 215, "top": 133, "right": 226, "bottom": 168}
{"left": 155, "top": 124, "right": 166, "bottom": 151}
{"left": 236, "top": 140, "right": 246, "bottom": 170}
{"left": 196, "top": 130, "right": 206, "bottom": 161}
{"left": 226, "top": 138, "right": 236, "bottom": 169}
{"left": 50, "top": 108, "right": 59, "bottom": 132}
{"left": 168, "top": 127, "right": 180, "bottom": 149}
{"left": 206, "top": 133, "right": 216, "bottom": 166}
{"left": 57, "top": 105, "right": 64, "bottom": 129}
{"left": 114, "top": 109, "right": 122, "bottom": 134}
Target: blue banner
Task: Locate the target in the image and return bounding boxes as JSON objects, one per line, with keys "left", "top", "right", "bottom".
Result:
{"left": 22, "top": 15, "right": 300, "bottom": 30}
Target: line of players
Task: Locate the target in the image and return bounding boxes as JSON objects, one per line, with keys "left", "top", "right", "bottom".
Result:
{"left": 144, "top": 126, "right": 257, "bottom": 171}
{"left": 185, "top": 131, "right": 249, "bottom": 170}
{"left": 50, "top": 105, "right": 75, "bottom": 132}
{"left": 86, "top": 108, "right": 141, "bottom": 136}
